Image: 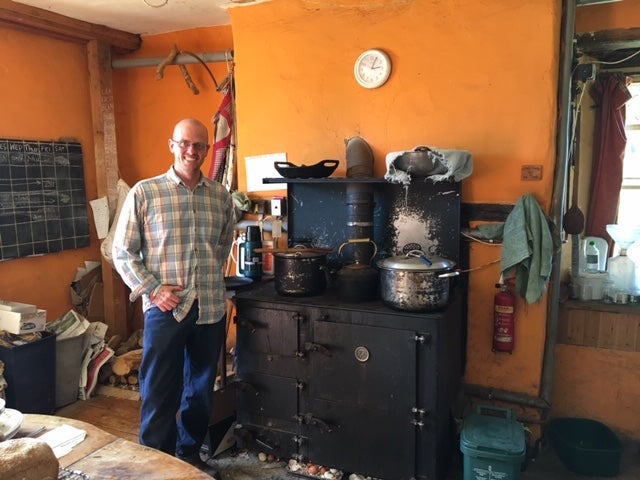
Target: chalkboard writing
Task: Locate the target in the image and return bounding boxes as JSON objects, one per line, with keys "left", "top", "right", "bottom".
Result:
{"left": 0, "top": 138, "right": 90, "bottom": 261}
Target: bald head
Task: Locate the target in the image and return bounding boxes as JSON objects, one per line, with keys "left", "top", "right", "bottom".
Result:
{"left": 173, "top": 118, "right": 209, "bottom": 144}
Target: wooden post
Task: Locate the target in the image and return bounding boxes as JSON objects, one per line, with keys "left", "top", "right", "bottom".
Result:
{"left": 87, "top": 40, "right": 128, "bottom": 340}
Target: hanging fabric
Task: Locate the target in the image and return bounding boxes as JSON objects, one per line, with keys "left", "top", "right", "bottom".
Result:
{"left": 586, "top": 73, "right": 632, "bottom": 245}
{"left": 208, "top": 64, "right": 235, "bottom": 191}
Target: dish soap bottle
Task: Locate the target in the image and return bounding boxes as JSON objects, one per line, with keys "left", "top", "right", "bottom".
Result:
{"left": 585, "top": 241, "right": 600, "bottom": 273}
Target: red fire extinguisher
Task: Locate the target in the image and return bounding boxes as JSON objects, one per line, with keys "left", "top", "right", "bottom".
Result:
{"left": 493, "top": 281, "right": 516, "bottom": 353}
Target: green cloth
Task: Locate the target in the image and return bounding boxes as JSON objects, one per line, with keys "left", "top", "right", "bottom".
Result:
{"left": 477, "top": 223, "right": 504, "bottom": 240}
{"left": 501, "top": 194, "right": 554, "bottom": 304}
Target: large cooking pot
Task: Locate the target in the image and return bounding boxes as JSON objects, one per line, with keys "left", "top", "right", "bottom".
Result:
{"left": 274, "top": 251, "right": 328, "bottom": 296}
{"left": 377, "top": 250, "right": 459, "bottom": 311}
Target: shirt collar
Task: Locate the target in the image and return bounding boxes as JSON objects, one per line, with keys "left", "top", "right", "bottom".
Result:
{"left": 167, "top": 166, "right": 208, "bottom": 188}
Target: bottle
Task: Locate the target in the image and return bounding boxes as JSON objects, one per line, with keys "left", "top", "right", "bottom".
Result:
{"left": 242, "top": 225, "right": 263, "bottom": 280}
{"left": 608, "top": 248, "right": 635, "bottom": 296}
{"left": 585, "top": 240, "right": 600, "bottom": 273}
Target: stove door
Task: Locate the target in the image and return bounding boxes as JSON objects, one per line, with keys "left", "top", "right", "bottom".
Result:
{"left": 235, "top": 305, "right": 307, "bottom": 379}
{"left": 301, "top": 320, "right": 418, "bottom": 480}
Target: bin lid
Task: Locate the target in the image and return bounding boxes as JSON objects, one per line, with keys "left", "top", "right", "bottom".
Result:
{"left": 461, "top": 411, "right": 526, "bottom": 457}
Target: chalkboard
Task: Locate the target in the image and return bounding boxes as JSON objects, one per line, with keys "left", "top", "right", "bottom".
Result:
{"left": 0, "top": 138, "right": 90, "bottom": 261}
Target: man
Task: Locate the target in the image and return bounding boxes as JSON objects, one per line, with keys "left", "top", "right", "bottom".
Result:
{"left": 112, "top": 118, "right": 235, "bottom": 474}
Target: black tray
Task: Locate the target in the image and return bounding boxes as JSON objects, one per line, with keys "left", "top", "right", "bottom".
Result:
{"left": 274, "top": 159, "right": 339, "bottom": 179}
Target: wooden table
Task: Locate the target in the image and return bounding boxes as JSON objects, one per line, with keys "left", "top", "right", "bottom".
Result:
{"left": 18, "top": 414, "right": 213, "bottom": 479}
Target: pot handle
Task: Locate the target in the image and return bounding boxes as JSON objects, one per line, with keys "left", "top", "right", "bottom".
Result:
{"left": 438, "top": 270, "right": 460, "bottom": 278}
{"left": 315, "top": 159, "right": 339, "bottom": 169}
{"left": 338, "top": 238, "right": 378, "bottom": 262}
{"left": 406, "top": 249, "right": 432, "bottom": 266}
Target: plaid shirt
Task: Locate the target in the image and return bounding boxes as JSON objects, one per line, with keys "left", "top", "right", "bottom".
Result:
{"left": 112, "top": 167, "right": 236, "bottom": 323}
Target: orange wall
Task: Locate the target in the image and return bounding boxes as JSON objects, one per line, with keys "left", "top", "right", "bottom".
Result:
{"left": 0, "top": 27, "right": 99, "bottom": 320}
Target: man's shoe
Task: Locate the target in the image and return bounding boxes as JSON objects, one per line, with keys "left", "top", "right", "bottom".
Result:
{"left": 177, "top": 453, "right": 220, "bottom": 479}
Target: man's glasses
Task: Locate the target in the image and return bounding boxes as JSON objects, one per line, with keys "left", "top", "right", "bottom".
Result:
{"left": 171, "top": 139, "right": 209, "bottom": 152}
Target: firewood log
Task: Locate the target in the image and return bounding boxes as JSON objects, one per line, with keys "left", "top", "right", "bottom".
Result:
{"left": 115, "top": 329, "right": 143, "bottom": 356}
{"left": 111, "top": 348, "right": 142, "bottom": 376}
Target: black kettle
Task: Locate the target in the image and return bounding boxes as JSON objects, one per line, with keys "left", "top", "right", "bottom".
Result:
{"left": 336, "top": 238, "right": 379, "bottom": 302}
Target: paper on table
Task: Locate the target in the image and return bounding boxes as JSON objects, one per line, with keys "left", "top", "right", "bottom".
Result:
{"left": 39, "top": 424, "right": 87, "bottom": 458}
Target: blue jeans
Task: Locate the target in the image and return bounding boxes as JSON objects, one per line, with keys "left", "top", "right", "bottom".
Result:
{"left": 139, "top": 300, "right": 225, "bottom": 457}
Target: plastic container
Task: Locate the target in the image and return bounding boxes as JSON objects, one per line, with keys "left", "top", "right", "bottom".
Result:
{"left": 548, "top": 417, "right": 622, "bottom": 477}
{"left": 608, "top": 251, "right": 636, "bottom": 295}
{"left": 460, "top": 405, "right": 526, "bottom": 480}
{"left": 55, "top": 332, "right": 88, "bottom": 408}
{"left": 576, "top": 272, "right": 608, "bottom": 301}
{"left": 0, "top": 330, "right": 55, "bottom": 413}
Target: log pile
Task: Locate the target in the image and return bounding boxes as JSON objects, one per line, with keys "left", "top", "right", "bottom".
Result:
{"left": 98, "top": 329, "right": 143, "bottom": 390}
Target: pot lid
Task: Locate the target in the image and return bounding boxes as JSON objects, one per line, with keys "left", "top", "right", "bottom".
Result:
{"left": 377, "top": 251, "right": 455, "bottom": 271}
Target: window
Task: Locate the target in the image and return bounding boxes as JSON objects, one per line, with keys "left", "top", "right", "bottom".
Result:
{"left": 617, "top": 81, "right": 640, "bottom": 225}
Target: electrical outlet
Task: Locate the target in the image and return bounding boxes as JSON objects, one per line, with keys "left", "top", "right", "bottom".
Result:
{"left": 271, "top": 197, "right": 286, "bottom": 216}
{"left": 251, "top": 200, "right": 265, "bottom": 215}
{"left": 574, "top": 64, "right": 596, "bottom": 83}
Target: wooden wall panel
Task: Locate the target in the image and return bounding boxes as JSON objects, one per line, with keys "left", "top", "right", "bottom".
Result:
{"left": 558, "top": 301, "right": 640, "bottom": 351}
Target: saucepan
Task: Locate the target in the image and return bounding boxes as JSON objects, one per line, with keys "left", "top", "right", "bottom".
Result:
{"left": 377, "top": 250, "right": 459, "bottom": 311}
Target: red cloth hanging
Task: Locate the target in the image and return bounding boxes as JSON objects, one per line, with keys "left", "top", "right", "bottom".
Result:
{"left": 208, "top": 82, "right": 234, "bottom": 183}
{"left": 586, "top": 73, "right": 632, "bottom": 245}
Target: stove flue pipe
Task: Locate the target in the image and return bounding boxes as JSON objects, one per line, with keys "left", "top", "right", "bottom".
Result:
{"left": 345, "top": 136, "right": 375, "bottom": 264}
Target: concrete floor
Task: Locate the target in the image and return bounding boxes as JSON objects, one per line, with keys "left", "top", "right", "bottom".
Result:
{"left": 204, "top": 441, "right": 640, "bottom": 480}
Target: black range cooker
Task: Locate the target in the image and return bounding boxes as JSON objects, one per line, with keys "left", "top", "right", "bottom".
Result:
{"left": 233, "top": 179, "right": 465, "bottom": 480}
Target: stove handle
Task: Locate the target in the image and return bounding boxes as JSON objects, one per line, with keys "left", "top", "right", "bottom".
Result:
{"left": 235, "top": 380, "right": 259, "bottom": 396}
{"left": 304, "top": 341, "right": 332, "bottom": 357}
{"left": 297, "top": 413, "right": 333, "bottom": 433}
{"left": 235, "top": 315, "right": 257, "bottom": 333}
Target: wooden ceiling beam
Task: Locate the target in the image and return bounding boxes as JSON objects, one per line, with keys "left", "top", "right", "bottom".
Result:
{"left": 0, "top": 0, "right": 141, "bottom": 53}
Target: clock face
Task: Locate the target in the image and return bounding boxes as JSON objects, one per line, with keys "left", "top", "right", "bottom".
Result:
{"left": 354, "top": 49, "right": 391, "bottom": 89}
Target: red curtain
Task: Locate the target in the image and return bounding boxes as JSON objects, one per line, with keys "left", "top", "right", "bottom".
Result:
{"left": 586, "top": 73, "right": 632, "bottom": 244}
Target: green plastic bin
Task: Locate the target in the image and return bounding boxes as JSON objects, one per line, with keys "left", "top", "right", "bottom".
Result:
{"left": 460, "top": 405, "right": 526, "bottom": 480}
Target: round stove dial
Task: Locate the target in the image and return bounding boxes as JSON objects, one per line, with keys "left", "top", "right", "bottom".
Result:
{"left": 354, "top": 346, "right": 370, "bottom": 362}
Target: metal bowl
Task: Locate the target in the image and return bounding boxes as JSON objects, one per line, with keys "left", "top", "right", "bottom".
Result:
{"left": 394, "top": 149, "right": 447, "bottom": 177}
{"left": 274, "top": 159, "right": 339, "bottom": 179}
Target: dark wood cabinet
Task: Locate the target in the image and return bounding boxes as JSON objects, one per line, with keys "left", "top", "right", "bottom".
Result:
{"left": 234, "top": 284, "right": 463, "bottom": 480}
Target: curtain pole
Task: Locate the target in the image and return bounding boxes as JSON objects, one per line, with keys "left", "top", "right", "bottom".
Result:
{"left": 111, "top": 50, "right": 234, "bottom": 69}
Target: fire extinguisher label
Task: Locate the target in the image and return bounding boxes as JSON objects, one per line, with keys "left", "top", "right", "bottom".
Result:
{"left": 495, "top": 305, "right": 514, "bottom": 314}
{"left": 493, "top": 287, "right": 516, "bottom": 352}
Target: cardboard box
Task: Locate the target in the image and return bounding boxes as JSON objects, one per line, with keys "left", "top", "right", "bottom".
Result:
{"left": 0, "top": 309, "right": 46, "bottom": 334}
{"left": 0, "top": 300, "right": 37, "bottom": 314}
